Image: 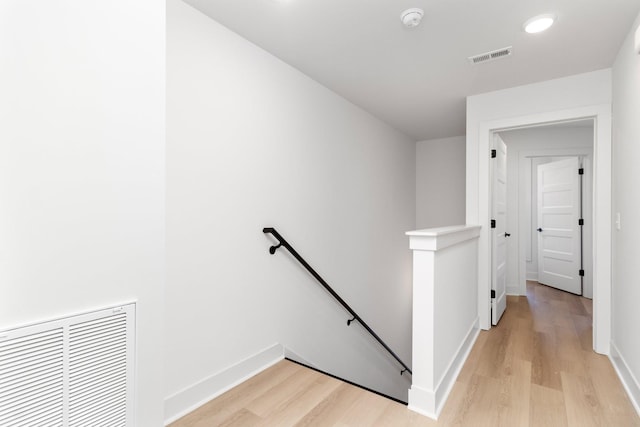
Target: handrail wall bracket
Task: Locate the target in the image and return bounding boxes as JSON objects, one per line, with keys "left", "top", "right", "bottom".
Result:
{"left": 269, "top": 242, "right": 282, "bottom": 254}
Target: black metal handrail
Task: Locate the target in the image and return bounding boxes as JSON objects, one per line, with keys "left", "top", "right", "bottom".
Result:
{"left": 263, "top": 227, "right": 412, "bottom": 376}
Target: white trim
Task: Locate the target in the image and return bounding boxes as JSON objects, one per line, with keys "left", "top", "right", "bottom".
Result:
{"left": 408, "top": 385, "right": 438, "bottom": 419}
{"left": 609, "top": 342, "right": 640, "bottom": 417}
{"left": 283, "top": 347, "right": 315, "bottom": 367}
{"left": 163, "top": 343, "right": 284, "bottom": 425}
{"left": 0, "top": 300, "right": 138, "bottom": 331}
{"left": 434, "top": 318, "right": 480, "bottom": 396}
{"left": 407, "top": 225, "right": 481, "bottom": 251}
{"left": 471, "top": 104, "right": 611, "bottom": 355}
{"left": 526, "top": 272, "right": 538, "bottom": 281}
{"left": 506, "top": 284, "right": 520, "bottom": 296}
{"left": 408, "top": 319, "right": 479, "bottom": 419}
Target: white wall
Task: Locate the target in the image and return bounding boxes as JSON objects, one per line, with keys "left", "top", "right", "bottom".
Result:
{"left": 611, "top": 12, "right": 640, "bottom": 413}
{"left": 466, "top": 69, "right": 612, "bottom": 354}
{"left": 0, "top": 2, "right": 166, "bottom": 425}
{"left": 166, "top": 0, "right": 415, "bottom": 417}
{"left": 416, "top": 136, "right": 466, "bottom": 229}
{"left": 498, "top": 126, "right": 593, "bottom": 297}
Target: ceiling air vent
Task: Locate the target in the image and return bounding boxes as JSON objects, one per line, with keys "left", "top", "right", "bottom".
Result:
{"left": 468, "top": 46, "right": 513, "bottom": 64}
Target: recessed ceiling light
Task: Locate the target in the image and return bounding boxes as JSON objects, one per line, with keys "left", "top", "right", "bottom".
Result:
{"left": 523, "top": 14, "right": 555, "bottom": 34}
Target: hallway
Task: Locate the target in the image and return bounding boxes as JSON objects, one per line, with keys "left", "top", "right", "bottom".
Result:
{"left": 170, "top": 282, "right": 640, "bottom": 426}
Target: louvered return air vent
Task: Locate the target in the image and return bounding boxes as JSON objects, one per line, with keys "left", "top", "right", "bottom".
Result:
{"left": 0, "top": 304, "right": 135, "bottom": 426}
{"left": 468, "top": 46, "right": 513, "bottom": 64}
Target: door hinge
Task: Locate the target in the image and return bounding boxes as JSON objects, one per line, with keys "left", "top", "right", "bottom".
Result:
{"left": 491, "top": 219, "right": 496, "bottom": 228}
{"left": 579, "top": 218, "right": 584, "bottom": 225}
{"left": 491, "top": 290, "right": 496, "bottom": 298}
{"left": 579, "top": 269, "right": 585, "bottom": 277}
{"left": 578, "top": 168, "right": 584, "bottom": 175}
{"left": 491, "top": 149, "right": 497, "bottom": 158}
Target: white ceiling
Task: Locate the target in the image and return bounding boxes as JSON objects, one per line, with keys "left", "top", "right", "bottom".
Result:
{"left": 183, "top": 0, "right": 640, "bottom": 141}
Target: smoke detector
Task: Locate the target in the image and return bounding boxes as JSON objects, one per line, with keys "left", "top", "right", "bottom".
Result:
{"left": 401, "top": 8, "right": 424, "bottom": 28}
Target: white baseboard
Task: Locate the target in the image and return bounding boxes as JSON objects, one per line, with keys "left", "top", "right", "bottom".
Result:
{"left": 284, "top": 347, "right": 315, "bottom": 367}
{"left": 408, "top": 318, "right": 480, "bottom": 419}
{"left": 163, "top": 343, "right": 284, "bottom": 425}
{"left": 609, "top": 342, "right": 640, "bottom": 417}
{"left": 408, "top": 385, "right": 437, "bottom": 419}
{"left": 506, "top": 284, "right": 520, "bottom": 296}
{"left": 526, "top": 272, "right": 538, "bottom": 281}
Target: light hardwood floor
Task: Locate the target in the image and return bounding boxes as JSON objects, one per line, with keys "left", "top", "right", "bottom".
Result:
{"left": 170, "top": 282, "right": 640, "bottom": 426}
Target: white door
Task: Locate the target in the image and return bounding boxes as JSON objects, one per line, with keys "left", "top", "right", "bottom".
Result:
{"left": 537, "top": 158, "right": 582, "bottom": 294}
{"left": 491, "top": 135, "right": 508, "bottom": 325}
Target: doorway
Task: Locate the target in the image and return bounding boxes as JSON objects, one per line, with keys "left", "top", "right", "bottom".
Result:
{"left": 496, "top": 121, "right": 594, "bottom": 300}
{"left": 469, "top": 102, "right": 611, "bottom": 355}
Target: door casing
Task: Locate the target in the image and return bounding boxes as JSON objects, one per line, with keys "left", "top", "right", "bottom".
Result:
{"left": 470, "top": 105, "right": 611, "bottom": 355}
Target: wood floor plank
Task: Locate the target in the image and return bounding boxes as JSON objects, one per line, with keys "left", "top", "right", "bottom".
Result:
{"left": 581, "top": 296, "right": 593, "bottom": 315}
{"left": 530, "top": 383, "right": 568, "bottom": 427}
{"left": 333, "top": 389, "right": 392, "bottom": 426}
{"left": 436, "top": 378, "right": 476, "bottom": 426}
{"left": 257, "top": 374, "right": 342, "bottom": 426}
{"left": 555, "top": 325, "right": 589, "bottom": 378}
{"left": 374, "top": 401, "right": 437, "bottom": 426}
{"left": 561, "top": 371, "right": 604, "bottom": 427}
{"left": 530, "top": 301, "right": 556, "bottom": 334}
{"left": 572, "top": 313, "right": 593, "bottom": 351}
{"left": 293, "top": 382, "right": 363, "bottom": 426}
{"left": 497, "top": 359, "right": 532, "bottom": 427}
{"left": 168, "top": 360, "right": 303, "bottom": 427}
{"left": 586, "top": 351, "right": 640, "bottom": 426}
{"left": 531, "top": 330, "right": 563, "bottom": 390}
{"left": 245, "top": 366, "right": 322, "bottom": 417}
{"left": 564, "top": 293, "right": 589, "bottom": 316}
{"left": 216, "top": 409, "right": 263, "bottom": 427}
{"left": 508, "top": 317, "right": 534, "bottom": 363}
{"left": 474, "top": 327, "right": 510, "bottom": 379}
{"left": 457, "top": 374, "right": 503, "bottom": 427}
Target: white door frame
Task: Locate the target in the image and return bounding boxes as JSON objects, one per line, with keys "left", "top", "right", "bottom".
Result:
{"left": 474, "top": 104, "right": 611, "bottom": 355}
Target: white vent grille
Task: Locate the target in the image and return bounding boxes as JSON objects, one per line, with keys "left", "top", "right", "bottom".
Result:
{"left": 468, "top": 46, "right": 513, "bottom": 64}
{"left": 68, "top": 314, "right": 128, "bottom": 427}
{"left": 0, "top": 304, "right": 135, "bottom": 427}
{"left": 0, "top": 329, "right": 64, "bottom": 426}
